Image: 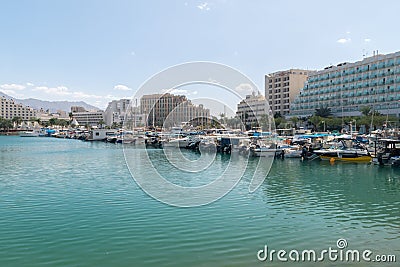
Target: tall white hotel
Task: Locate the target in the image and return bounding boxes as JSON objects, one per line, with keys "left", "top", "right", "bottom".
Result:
{"left": 290, "top": 51, "right": 400, "bottom": 117}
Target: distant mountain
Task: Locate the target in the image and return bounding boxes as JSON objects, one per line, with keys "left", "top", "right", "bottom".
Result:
{"left": 0, "top": 91, "right": 100, "bottom": 112}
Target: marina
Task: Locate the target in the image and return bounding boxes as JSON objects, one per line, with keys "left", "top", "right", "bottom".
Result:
{"left": 8, "top": 124, "right": 400, "bottom": 166}
{"left": 2, "top": 1, "right": 400, "bottom": 266}
{"left": 0, "top": 135, "right": 399, "bottom": 267}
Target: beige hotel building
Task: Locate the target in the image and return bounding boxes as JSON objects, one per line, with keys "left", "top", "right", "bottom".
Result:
{"left": 265, "top": 69, "right": 310, "bottom": 116}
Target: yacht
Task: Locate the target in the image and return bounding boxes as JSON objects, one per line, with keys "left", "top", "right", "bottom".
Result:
{"left": 313, "top": 139, "right": 371, "bottom": 162}
{"left": 249, "top": 138, "right": 283, "bottom": 157}
{"left": 162, "top": 136, "right": 190, "bottom": 148}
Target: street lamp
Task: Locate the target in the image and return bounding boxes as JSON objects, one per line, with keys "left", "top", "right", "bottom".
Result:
{"left": 321, "top": 120, "right": 326, "bottom": 132}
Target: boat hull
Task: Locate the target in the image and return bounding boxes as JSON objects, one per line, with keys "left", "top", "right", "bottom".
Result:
{"left": 19, "top": 132, "right": 39, "bottom": 137}
{"left": 319, "top": 155, "right": 372, "bottom": 162}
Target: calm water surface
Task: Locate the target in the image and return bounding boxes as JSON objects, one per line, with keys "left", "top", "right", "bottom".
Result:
{"left": 0, "top": 136, "right": 399, "bottom": 266}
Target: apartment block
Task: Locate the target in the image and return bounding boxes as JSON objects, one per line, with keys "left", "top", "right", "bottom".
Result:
{"left": 71, "top": 106, "right": 105, "bottom": 127}
{"left": 236, "top": 92, "right": 268, "bottom": 129}
{"left": 290, "top": 51, "right": 400, "bottom": 117}
{"left": 265, "top": 69, "right": 310, "bottom": 116}
{"left": 0, "top": 97, "right": 37, "bottom": 121}
{"left": 140, "top": 93, "right": 210, "bottom": 128}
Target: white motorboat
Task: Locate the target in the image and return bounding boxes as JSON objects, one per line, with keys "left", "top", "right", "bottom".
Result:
{"left": 162, "top": 136, "right": 190, "bottom": 148}
{"left": 249, "top": 138, "right": 283, "bottom": 157}
{"left": 19, "top": 131, "right": 40, "bottom": 137}
{"left": 283, "top": 145, "right": 303, "bottom": 158}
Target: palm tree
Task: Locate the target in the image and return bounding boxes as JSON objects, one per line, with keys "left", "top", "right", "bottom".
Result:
{"left": 111, "top": 122, "right": 119, "bottom": 129}
{"left": 290, "top": 117, "right": 299, "bottom": 129}
{"left": 219, "top": 113, "right": 226, "bottom": 126}
{"left": 98, "top": 119, "right": 105, "bottom": 129}
{"left": 315, "top": 106, "right": 332, "bottom": 118}
{"left": 49, "top": 118, "right": 57, "bottom": 127}
{"left": 360, "top": 106, "right": 371, "bottom": 116}
{"left": 308, "top": 115, "right": 322, "bottom": 131}
{"left": 11, "top": 116, "right": 22, "bottom": 129}
{"left": 274, "top": 112, "right": 282, "bottom": 119}
{"left": 0, "top": 118, "right": 13, "bottom": 132}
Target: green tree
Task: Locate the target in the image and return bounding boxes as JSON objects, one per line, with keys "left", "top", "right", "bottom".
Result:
{"left": 111, "top": 122, "right": 120, "bottom": 129}
{"left": 360, "top": 106, "right": 371, "bottom": 116}
{"left": 274, "top": 112, "right": 282, "bottom": 119}
{"left": 308, "top": 115, "right": 322, "bottom": 131}
{"left": 274, "top": 117, "right": 286, "bottom": 129}
{"left": 290, "top": 116, "right": 299, "bottom": 129}
{"left": 11, "top": 116, "right": 22, "bottom": 129}
{"left": 98, "top": 119, "right": 105, "bottom": 129}
{"left": 58, "top": 119, "right": 69, "bottom": 128}
{"left": 0, "top": 118, "right": 13, "bottom": 131}
{"left": 48, "top": 118, "right": 57, "bottom": 126}
{"left": 315, "top": 106, "right": 332, "bottom": 118}
{"left": 226, "top": 117, "right": 241, "bottom": 129}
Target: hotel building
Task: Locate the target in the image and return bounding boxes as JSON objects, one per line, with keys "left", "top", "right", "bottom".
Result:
{"left": 236, "top": 92, "right": 269, "bottom": 129}
{"left": 265, "top": 69, "right": 310, "bottom": 116}
{"left": 0, "top": 97, "right": 37, "bottom": 121}
{"left": 140, "top": 93, "right": 210, "bottom": 128}
{"left": 71, "top": 106, "right": 105, "bottom": 127}
{"left": 290, "top": 51, "right": 400, "bottom": 117}
{"left": 104, "top": 99, "right": 145, "bottom": 127}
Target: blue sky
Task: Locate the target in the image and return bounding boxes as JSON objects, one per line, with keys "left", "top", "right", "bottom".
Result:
{"left": 1, "top": 0, "right": 399, "bottom": 110}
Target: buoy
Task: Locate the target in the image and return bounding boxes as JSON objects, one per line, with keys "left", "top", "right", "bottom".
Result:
{"left": 330, "top": 157, "right": 335, "bottom": 163}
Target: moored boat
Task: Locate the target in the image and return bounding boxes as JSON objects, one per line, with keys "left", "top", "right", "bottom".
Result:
{"left": 19, "top": 131, "right": 39, "bottom": 137}
{"left": 373, "top": 139, "right": 400, "bottom": 166}
{"left": 313, "top": 139, "right": 371, "bottom": 162}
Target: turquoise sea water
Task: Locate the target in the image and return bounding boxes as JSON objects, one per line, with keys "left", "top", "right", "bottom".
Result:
{"left": 0, "top": 136, "right": 399, "bottom": 266}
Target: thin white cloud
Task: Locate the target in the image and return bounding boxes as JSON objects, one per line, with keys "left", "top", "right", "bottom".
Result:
{"left": 337, "top": 38, "right": 351, "bottom": 44}
{"left": 0, "top": 83, "right": 26, "bottom": 90}
{"left": 2, "top": 82, "right": 134, "bottom": 109}
{"left": 72, "top": 91, "right": 104, "bottom": 99}
{"left": 162, "top": 88, "right": 188, "bottom": 95}
{"left": 197, "top": 2, "right": 210, "bottom": 11}
{"left": 32, "top": 85, "right": 105, "bottom": 100}
{"left": 104, "top": 94, "right": 132, "bottom": 100}
{"left": 130, "top": 51, "right": 136, "bottom": 56}
{"left": 170, "top": 88, "right": 188, "bottom": 95}
{"left": 114, "top": 84, "right": 132, "bottom": 91}
{"left": 161, "top": 88, "right": 201, "bottom": 96}
{"left": 33, "top": 86, "right": 70, "bottom": 96}
{"left": 364, "top": 38, "right": 371, "bottom": 42}
{"left": 235, "top": 83, "right": 254, "bottom": 94}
